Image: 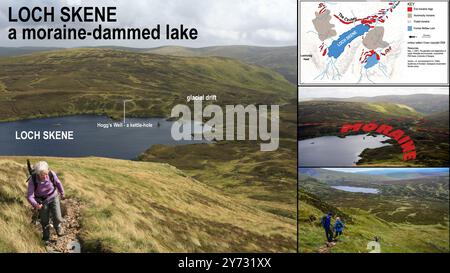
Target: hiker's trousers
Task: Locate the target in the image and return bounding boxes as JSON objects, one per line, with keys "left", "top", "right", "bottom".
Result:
{"left": 39, "top": 195, "right": 63, "bottom": 240}
{"left": 325, "top": 228, "right": 333, "bottom": 242}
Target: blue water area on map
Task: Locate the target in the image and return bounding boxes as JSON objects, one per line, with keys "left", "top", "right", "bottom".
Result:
{"left": 364, "top": 54, "right": 379, "bottom": 69}
{"left": 328, "top": 24, "right": 370, "bottom": 59}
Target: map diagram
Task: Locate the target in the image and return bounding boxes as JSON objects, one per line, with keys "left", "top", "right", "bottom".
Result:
{"left": 300, "top": 1, "right": 406, "bottom": 84}
{"left": 299, "top": 0, "right": 446, "bottom": 86}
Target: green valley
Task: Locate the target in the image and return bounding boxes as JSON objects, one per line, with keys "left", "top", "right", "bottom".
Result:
{"left": 298, "top": 168, "right": 449, "bottom": 253}
{"left": 144, "top": 45, "right": 297, "bottom": 84}
{"left": 298, "top": 98, "right": 449, "bottom": 166}
{"left": 0, "top": 46, "right": 297, "bottom": 252}
{"left": 0, "top": 48, "right": 294, "bottom": 122}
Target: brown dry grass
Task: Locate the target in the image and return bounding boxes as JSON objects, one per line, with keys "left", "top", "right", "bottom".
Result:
{"left": 0, "top": 156, "right": 295, "bottom": 253}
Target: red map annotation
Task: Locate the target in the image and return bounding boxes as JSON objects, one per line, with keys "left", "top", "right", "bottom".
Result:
{"left": 340, "top": 122, "right": 416, "bottom": 161}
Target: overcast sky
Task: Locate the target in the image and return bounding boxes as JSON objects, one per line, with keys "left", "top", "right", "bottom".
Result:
{"left": 299, "top": 87, "right": 450, "bottom": 100}
{"left": 0, "top": 0, "right": 296, "bottom": 48}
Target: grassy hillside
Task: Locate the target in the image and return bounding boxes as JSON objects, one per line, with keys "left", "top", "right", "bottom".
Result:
{"left": 356, "top": 168, "right": 449, "bottom": 178}
{"left": 0, "top": 46, "right": 296, "bottom": 84}
{"left": 139, "top": 141, "right": 297, "bottom": 220}
{"left": 298, "top": 100, "right": 422, "bottom": 139}
{"left": 0, "top": 48, "right": 295, "bottom": 122}
{"left": 298, "top": 168, "right": 393, "bottom": 184}
{"left": 298, "top": 171, "right": 450, "bottom": 253}
{"left": 299, "top": 201, "right": 449, "bottom": 253}
{"left": 138, "top": 102, "right": 298, "bottom": 221}
{"left": 299, "top": 171, "right": 449, "bottom": 225}
{"left": 298, "top": 100, "right": 449, "bottom": 166}
{"left": 299, "top": 101, "right": 421, "bottom": 126}
{"left": 0, "top": 156, "right": 296, "bottom": 253}
{"left": 426, "top": 111, "right": 450, "bottom": 129}
{"left": 145, "top": 45, "right": 297, "bottom": 84}
{"left": 318, "top": 94, "right": 449, "bottom": 115}
{"left": 299, "top": 168, "right": 449, "bottom": 183}
{"left": 0, "top": 47, "right": 297, "bottom": 253}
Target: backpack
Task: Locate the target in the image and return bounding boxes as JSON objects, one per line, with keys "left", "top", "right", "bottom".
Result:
{"left": 30, "top": 171, "right": 56, "bottom": 190}
{"left": 26, "top": 160, "right": 57, "bottom": 200}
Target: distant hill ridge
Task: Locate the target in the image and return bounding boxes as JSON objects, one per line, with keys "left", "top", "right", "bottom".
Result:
{"left": 0, "top": 47, "right": 295, "bottom": 121}
{"left": 310, "top": 94, "right": 449, "bottom": 114}
{"left": 0, "top": 45, "right": 296, "bottom": 84}
{"left": 299, "top": 167, "right": 449, "bottom": 182}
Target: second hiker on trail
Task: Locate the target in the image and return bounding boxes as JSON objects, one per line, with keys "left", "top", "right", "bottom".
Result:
{"left": 334, "top": 216, "right": 345, "bottom": 240}
{"left": 26, "top": 161, "right": 65, "bottom": 243}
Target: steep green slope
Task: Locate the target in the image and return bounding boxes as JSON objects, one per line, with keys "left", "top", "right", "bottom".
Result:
{"left": 299, "top": 101, "right": 421, "bottom": 126}
{"left": 0, "top": 48, "right": 295, "bottom": 122}
{"left": 320, "top": 94, "right": 449, "bottom": 115}
{"left": 299, "top": 188, "right": 351, "bottom": 223}
{"left": 0, "top": 156, "right": 295, "bottom": 253}
{"left": 145, "top": 45, "right": 297, "bottom": 84}
{"left": 299, "top": 203, "right": 449, "bottom": 253}
{"left": 299, "top": 172, "right": 449, "bottom": 225}
{"left": 138, "top": 101, "right": 298, "bottom": 221}
{"left": 425, "top": 111, "right": 449, "bottom": 129}
{"left": 298, "top": 100, "right": 422, "bottom": 140}
{"left": 298, "top": 174, "right": 449, "bottom": 253}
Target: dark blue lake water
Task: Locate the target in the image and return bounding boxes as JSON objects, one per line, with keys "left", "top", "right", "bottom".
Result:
{"left": 298, "top": 134, "right": 391, "bottom": 167}
{"left": 0, "top": 115, "right": 207, "bottom": 159}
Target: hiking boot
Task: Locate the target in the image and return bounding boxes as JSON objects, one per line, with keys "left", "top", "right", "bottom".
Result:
{"left": 42, "top": 226, "right": 50, "bottom": 241}
{"left": 55, "top": 224, "right": 65, "bottom": 237}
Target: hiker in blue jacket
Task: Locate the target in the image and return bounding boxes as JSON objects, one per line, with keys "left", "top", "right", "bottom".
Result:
{"left": 334, "top": 217, "right": 345, "bottom": 240}
{"left": 321, "top": 212, "right": 333, "bottom": 243}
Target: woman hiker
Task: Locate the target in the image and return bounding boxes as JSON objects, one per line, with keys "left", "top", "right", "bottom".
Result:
{"left": 334, "top": 217, "right": 345, "bottom": 240}
{"left": 27, "top": 161, "right": 65, "bottom": 243}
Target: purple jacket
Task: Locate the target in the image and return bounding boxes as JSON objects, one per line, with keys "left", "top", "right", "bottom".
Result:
{"left": 27, "top": 171, "right": 65, "bottom": 208}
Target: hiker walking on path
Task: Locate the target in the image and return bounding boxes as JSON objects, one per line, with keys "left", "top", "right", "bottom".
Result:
{"left": 321, "top": 212, "right": 334, "bottom": 244}
{"left": 26, "top": 161, "right": 65, "bottom": 242}
{"left": 334, "top": 217, "right": 345, "bottom": 240}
